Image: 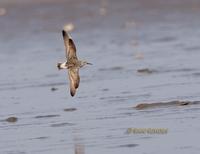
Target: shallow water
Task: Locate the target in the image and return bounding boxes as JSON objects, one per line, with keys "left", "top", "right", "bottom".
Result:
{"left": 1, "top": 0, "right": 200, "bottom": 153}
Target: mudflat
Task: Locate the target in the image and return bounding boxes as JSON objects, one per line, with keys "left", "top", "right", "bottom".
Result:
{"left": 1, "top": 0, "right": 200, "bottom": 154}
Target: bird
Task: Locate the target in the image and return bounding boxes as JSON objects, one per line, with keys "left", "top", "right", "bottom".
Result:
{"left": 57, "top": 30, "right": 92, "bottom": 97}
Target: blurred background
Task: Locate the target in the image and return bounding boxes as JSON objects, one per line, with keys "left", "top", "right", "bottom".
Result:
{"left": 1, "top": 0, "right": 200, "bottom": 154}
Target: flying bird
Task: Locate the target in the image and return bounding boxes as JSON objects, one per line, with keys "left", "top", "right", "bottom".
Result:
{"left": 57, "top": 30, "right": 92, "bottom": 97}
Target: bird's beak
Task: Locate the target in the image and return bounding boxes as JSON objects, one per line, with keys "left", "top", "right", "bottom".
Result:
{"left": 87, "top": 62, "right": 92, "bottom": 65}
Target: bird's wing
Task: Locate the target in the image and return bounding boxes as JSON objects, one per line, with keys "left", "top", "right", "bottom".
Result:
{"left": 62, "top": 30, "right": 77, "bottom": 60}
{"left": 68, "top": 68, "right": 80, "bottom": 97}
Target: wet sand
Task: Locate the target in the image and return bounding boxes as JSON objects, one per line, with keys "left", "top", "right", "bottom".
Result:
{"left": 1, "top": 0, "right": 200, "bottom": 153}
{"left": 135, "top": 100, "right": 200, "bottom": 110}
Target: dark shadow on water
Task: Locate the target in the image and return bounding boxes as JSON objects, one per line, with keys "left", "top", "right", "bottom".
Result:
{"left": 118, "top": 143, "right": 139, "bottom": 148}
{"left": 34, "top": 114, "right": 60, "bottom": 119}
{"left": 184, "top": 46, "right": 200, "bottom": 52}
{"left": 50, "top": 122, "right": 75, "bottom": 127}
{"left": 63, "top": 108, "right": 77, "bottom": 112}
{"left": 29, "top": 136, "right": 49, "bottom": 140}
{"left": 98, "top": 66, "right": 124, "bottom": 72}
{"left": 108, "top": 143, "right": 139, "bottom": 149}
{"left": 151, "top": 36, "right": 177, "bottom": 43}
{"left": 0, "top": 82, "right": 66, "bottom": 91}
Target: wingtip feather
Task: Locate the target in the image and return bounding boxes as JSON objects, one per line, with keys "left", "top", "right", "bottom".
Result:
{"left": 70, "top": 90, "right": 75, "bottom": 97}
{"left": 62, "top": 30, "right": 66, "bottom": 37}
{"left": 62, "top": 29, "right": 72, "bottom": 40}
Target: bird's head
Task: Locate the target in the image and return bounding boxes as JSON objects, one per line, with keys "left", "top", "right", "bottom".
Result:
{"left": 80, "top": 61, "right": 92, "bottom": 67}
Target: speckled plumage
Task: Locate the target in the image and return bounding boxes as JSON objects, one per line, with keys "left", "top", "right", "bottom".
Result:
{"left": 57, "top": 30, "right": 92, "bottom": 97}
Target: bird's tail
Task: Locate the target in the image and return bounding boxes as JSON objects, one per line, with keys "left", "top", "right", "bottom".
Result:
{"left": 57, "top": 63, "right": 62, "bottom": 70}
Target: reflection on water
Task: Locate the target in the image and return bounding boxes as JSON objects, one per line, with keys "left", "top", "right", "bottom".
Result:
{"left": 75, "top": 143, "right": 85, "bottom": 154}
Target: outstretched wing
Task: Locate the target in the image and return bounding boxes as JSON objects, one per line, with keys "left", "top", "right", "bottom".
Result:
{"left": 68, "top": 68, "right": 80, "bottom": 97}
{"left": 62, "top": 30, "right": 78, "bottom": 60}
